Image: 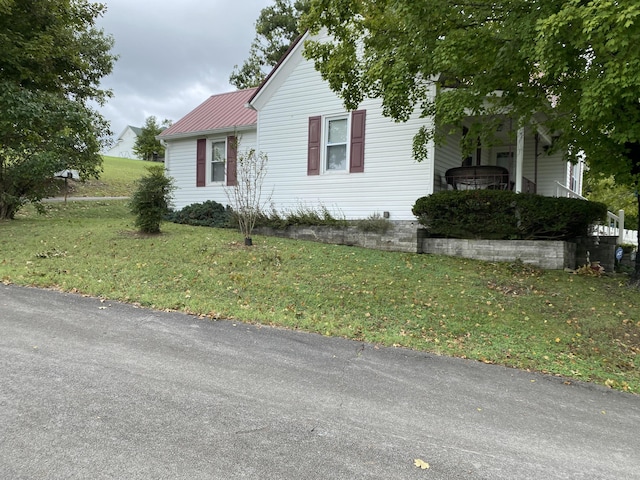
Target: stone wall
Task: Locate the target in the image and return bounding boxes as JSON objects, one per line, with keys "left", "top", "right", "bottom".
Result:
{"left": 254, "top": 221, "right": 424, "bottom": 253}
{"left": 420, "top": 238, "right": 576, "bottom": 270}
{"left": 253, "top": 223, "right": 621, "bottom": 271}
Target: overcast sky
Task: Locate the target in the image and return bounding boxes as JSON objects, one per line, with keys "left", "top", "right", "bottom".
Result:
{"left": 96, "top": 0, "right": 273, "bottom": 141}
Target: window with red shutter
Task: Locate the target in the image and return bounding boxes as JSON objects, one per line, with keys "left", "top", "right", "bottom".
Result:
{"left": 196, "top": 138, "right": 206, "bottom": 187}
{"left": 307, "top": 111, "right": 366, "bottom": 175}
{"left": 226, "top": 135, "right": 237, "bottom": 186}
{"left": 307, "top": 116, "right": 321, "bottom": 175}
{"left": 349, "top": 110, "right": 366, "bottom": 173}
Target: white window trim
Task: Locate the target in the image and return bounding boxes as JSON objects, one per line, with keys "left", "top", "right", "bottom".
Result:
{"left": 208, "top": 137, "right": 226, "bottom": 185}
{"left": 322, "top": 114, "right": 350, "bottom": 174}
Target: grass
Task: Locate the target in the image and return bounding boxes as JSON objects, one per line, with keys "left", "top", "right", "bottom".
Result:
{"left": 65, "top": 156, "right": 157, "bottom": 197}
{"left": 1, "top": 199, "right": 639, "bottom": 394}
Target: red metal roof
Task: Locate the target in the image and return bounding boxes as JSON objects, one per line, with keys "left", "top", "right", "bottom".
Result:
{"left": 159, "top": 88, "right": 257, "bottom": 138}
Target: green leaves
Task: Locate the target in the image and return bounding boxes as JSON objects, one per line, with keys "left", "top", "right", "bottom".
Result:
{"left": 133, "top": 116, "right": 172, "bottom": 162}
{"left": 0, "top": 0, "right": 116, "bottom": 219}
{"left": 230, "top": 0, "right": 309, "bottom": 89}
{"left": 303, "top": 0, "right": 640, "bottom": 188}
{"left": 129, "top": 166, "right": 175, "bottom": 234}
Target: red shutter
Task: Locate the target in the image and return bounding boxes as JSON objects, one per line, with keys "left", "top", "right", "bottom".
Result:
{"left": 196, "top": 138, "right": 206, "bottom": 187}
{"left": 308, "top": 116, "right": 321, "bottom": 175}
{"left": 226, "top": 135, "right": 237, "bottom": 186}
{"left": 350, "top": 110, "right": 366, "bottom": 173}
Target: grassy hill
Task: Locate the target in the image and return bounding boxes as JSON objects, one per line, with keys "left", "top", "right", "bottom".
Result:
{"left": 68, "top": 156, "right": 158, "bottom": 197}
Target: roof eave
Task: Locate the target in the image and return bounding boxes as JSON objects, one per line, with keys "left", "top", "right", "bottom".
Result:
{"left": 248, "top": 31, "right": 308, "bottom": 108}
{"left": 157, "top": 123, "right": 256, "bottom": 141}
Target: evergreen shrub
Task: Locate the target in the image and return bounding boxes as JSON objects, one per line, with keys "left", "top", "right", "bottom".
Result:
{"left": 129, "top": 166, "right": 175, "bottom": 234}
{"left": 412, "top": 190, "right": 607, "bottom": 240}
{"left": 167, "top": 200, "right": 233, "bottom": 228}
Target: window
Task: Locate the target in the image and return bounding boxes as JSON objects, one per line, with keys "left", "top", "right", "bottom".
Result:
{"left": 211, "top": 140, "right": 226, "bottom": 183}
{"left": 196, "top": 135, "right": 237, "bottom": 187}
{"left": 307, "top": 110, "right": 366, "bottom": 176}
{"left": 326, "top": 117, "right": 348, "bottom": 171}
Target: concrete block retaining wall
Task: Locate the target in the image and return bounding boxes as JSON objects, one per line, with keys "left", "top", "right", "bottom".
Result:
{"left": 254, "top": 221, "right": 424, "bottom": 254}
{"left": 420, "top": 238, "right": 576, "bottom": 270}
{"left": 254, "top": 223, "right": 618, "bottom": 271}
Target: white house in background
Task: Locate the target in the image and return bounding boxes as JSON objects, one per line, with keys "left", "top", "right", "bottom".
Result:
{"left": 160, "top": 32, "right": 583, "bottom": 220}
{"left": 105, "top": 125, "right": 142, "bottom": 158}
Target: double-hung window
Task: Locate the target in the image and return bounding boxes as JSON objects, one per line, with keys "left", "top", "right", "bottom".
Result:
{"left": 307, "top": 110, "right": 366, "bottom": 176}
{"left": 211, "top": 140, "right": 226, "bottom": 183}
{"left": 196, "top": 135, "right": 237, "bottom": 187}
{"left": 325, "top": 117, "right": 348, "bottom": 171}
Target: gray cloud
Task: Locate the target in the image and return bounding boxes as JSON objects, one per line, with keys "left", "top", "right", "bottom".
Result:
{"left": 96, "top": 0, "right": 272, "bottom": 141}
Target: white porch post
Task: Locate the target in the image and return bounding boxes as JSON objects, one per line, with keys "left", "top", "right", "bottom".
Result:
{"left": 515, "top": 126, "right": 525, "bottom": 193}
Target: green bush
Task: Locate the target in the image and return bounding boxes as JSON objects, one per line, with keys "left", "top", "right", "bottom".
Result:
{"left": 353, "top": 213, "right": 392, "bottom": 233}
{"left": 255, "top": 205, "right": 348, "bottom": 229}
{"left": 167, "top": 200, "right": 233, "bottom": 228}
{"left": 412, "top": 190, "right": 607, "bottom": 240}
{"left": 129, "top": 166, "right": 175, "bottom": 234}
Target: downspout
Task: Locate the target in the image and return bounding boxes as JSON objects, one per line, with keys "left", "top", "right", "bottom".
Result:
{"left": 515, "top": 125, "right": 525, "bottom": 193}
{"left": 159, "top": 138, "right": 169, "bottom": 170}
{"left": 534, "top": 133, "right": 539, "bottom": 193}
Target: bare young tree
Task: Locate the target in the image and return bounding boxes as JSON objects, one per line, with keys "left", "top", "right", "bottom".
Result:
{"left": 225, "top": 144, "right": 270, "bottom": 245}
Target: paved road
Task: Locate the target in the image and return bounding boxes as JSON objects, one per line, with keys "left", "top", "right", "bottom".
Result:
{"left": 1, "top": 285, "right": 638, "bottom": 479}
{"left": 43, "top": 196, "right": 129, "bottom": 202}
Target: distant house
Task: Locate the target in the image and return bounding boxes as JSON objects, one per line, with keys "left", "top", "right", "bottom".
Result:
{"left": 105, "top": 125, "right": 142, "bottom": 159}
{"left": 160, "top": 31, "right": 584, "bottom": 220}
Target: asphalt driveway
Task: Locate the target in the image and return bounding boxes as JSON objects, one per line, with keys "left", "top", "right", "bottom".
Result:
{"left": 1, "top": 284, "right": 638, "bottom": 479}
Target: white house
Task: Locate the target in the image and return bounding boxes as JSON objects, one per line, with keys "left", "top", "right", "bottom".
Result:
{"left": 160, "top": 32, "right": 583, "bottom": 221}
{"left": 105, "top": 125, "right": 142, "bottom": 159}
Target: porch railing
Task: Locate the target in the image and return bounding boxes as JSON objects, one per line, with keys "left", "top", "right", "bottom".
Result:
{"left": 555, "top": 181, "right": 587, "bottom": 200}
{"left": 555, "top": 181, "right": 638, "bottom": 245}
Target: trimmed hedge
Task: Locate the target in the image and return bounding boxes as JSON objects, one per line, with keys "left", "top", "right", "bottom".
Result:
{"left": 412, "top": 190, "right": 607, "bottom": 240}
{"left": 167, "top": 200, "right": 233, "bottom": 228}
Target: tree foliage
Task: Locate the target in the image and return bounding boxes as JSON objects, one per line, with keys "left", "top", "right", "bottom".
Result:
{"left": 0, "top": 0, "right": 116, "bottom": 219}
{"left": 133, "top": 116, "right": 172, "bottom": 162}
{"left": 129, "top": 165, "right": 175, "bottom": 234}
{"left": 229, "top": 0, "right": 309, "bottom": 89}
{"left": 302, "top": 0, "right": 640, "bottom": 275}
{"left": 584, "top": 172, "right": 639, "bottom": 231}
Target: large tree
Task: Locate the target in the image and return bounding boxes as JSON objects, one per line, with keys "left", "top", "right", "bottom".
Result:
{"left": 302, "top": 0, "right": 640, "bottom": 278}
{"left": 133, "top": 116, "right": 172, "bottom": 162}
{"left": 0, "top": 0, "right": 116, "bottom": 219}
{"left": 229, "top": 0, "right": 309, "bottom": 89}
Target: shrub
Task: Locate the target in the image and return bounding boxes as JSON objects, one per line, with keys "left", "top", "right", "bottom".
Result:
{"left": 129, "top": 165, "right": 175, "bottom": 234}
{"left": 224, "top": 147, "right": 270, "bottom": 244}
{"left": 412, "top": 190, "right": 607, "bottom": 240}
{"left": 353, "top": 213, "right": 392, "bottom": 234}
{"left": 255, "top": 204, "right": 348, "bottom": 229}
{"left": 167, "top": 200, "right": 232, "bottom": 228}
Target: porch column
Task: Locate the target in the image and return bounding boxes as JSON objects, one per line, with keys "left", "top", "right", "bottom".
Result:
{"left": 515, "top": 126, "right": 525, "bottom": 193}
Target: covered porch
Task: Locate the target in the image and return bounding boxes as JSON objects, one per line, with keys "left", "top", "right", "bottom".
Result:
{"left": 434, "top": 116, "right": 581, "bottom": 197}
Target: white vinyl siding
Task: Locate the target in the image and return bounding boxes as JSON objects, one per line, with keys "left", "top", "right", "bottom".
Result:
{"left": 165, "top": 130, "right": 256, "bottom": 210}
{"left": 254, "top": 33, "right": 435, "bottom": 221}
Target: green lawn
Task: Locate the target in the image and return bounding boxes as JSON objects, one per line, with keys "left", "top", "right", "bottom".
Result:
{"left": 1, "top": 200, "right": 639, "bottom": 393}
{"left": 67, "top": 156, "right": 157, "bottom": 197}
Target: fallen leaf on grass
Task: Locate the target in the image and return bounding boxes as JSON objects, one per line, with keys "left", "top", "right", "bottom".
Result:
{"left": 414, "top": 459, "right": 430, "bottom": 469}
